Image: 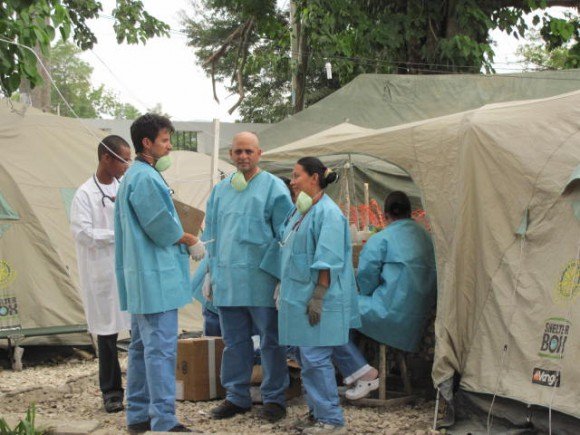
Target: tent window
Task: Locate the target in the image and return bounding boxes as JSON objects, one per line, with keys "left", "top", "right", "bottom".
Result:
{"left": 0, "top": 192, "right": 19, "bottom": 220}
{"left": 563, "top": 165, "right": 580, "bottom": 222}
{"left": 60, "top": 188, "right": 77, "bottom": 223}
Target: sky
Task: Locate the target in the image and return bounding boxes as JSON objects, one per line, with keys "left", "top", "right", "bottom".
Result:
{"left": 79, "top": 1, "right": 577, "bottom": 122}
{"left": 79, "top": 0, "right": 239, "bottom": 122}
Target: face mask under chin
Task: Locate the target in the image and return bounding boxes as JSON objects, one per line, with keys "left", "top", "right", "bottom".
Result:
{"left": 231, "top": 171, "right": 248, "bottom": 191}
{"left": 296, "top": 191, "right": 314, "bottom": 214}
{"left": 155, "top": 155, "right": 172, "bottom": 172}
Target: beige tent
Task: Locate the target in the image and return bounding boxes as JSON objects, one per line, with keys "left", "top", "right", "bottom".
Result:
{"left": 264, "top": 91, "right": 580, "bottom": 421}
{"left": 0, "top": 101, "right": 231, "bottom": 346}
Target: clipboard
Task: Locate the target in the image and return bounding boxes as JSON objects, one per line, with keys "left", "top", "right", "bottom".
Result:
{"left": 173, "top": 199, "right": 205, "bottom": 236}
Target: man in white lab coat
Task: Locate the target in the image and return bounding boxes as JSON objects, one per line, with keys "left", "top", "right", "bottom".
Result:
{"left": 70, "top": 135, "right": 132, "bottom": 413}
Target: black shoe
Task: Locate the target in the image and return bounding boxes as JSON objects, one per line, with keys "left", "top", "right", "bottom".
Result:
{"left": 104, "top": 396, "right": 124, "bottom": 413}
{"left": 259, "top": 402, "right": 287, "bottom": 423}
{"left": 168, "top": 423, "right": 193, "bottom": 432}
{"left": 210, "top": 400, "right": 251, "bottom": 420}
{"left": 127, "top": 420, "right": 151, "bottom": 434}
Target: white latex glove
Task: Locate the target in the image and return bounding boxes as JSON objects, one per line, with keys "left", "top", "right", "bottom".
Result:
{"left": 187, "top": 241, "right": 206, "bottom": 261}
{"left": 202, "top": 272, "right": 213, "bottom": 301}
{"left": 273, "top": 282, "right": 281, "bottom": 310}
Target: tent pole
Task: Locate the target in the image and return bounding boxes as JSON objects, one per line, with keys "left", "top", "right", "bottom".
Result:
{"left": 210, "top": 119, "right": 220, "bottom": 189}
{"left": 348, "top": 154, "right": 360, "bottom": 229}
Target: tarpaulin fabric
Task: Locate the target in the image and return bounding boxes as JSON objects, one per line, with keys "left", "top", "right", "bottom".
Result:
{"left": 0, "top": 102, "right": 235, "bottom": 344}
{"left": 264, "top": 90, "right": 580, "bottom": 419}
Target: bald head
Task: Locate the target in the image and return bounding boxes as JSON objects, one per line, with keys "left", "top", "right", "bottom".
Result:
{"left": 232, "top": 131, "right": 260, "bottom": 149}
{"left": 230, "top": 131, "right": 262, "bottom": 175}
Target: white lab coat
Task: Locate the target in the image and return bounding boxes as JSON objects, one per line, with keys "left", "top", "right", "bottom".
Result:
{"left": 70, "top": 176, "right": 131, "bottom": 335}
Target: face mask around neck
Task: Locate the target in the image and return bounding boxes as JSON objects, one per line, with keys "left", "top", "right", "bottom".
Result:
{"left": 154, "top": 155, "right": 172, "bottom": 172}
{"left": 296, "top": 191, "right": 314, "bottom": 214}
{"left": 231, "top": 171, "right": 248, "bottom": 191}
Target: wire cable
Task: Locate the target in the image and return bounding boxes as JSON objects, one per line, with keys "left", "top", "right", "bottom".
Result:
{"left": 0, "top": 37, "right": 130, "bottom": 164}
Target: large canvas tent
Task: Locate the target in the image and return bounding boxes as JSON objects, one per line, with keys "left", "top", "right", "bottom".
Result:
{"left": 264, "top": 91, "right": 580, "bottom": 425}
{"left": 258, "top": 70, "right": 580, "bottom": 208}
{"left": 0, "top": 101, "right": 232, "bottom": 346}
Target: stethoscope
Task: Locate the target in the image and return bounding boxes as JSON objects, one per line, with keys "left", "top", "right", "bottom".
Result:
{"left": 135, "top": 155, "right": 175, "bottom": 195}
{"left": 278, "top": 191, "right": 324, "bottom": 247}
{"left": 93, "top": 174, "right": 117, "bottom": 207}
{"left": 278, "top": 210, "right": 305, "bottom": 247}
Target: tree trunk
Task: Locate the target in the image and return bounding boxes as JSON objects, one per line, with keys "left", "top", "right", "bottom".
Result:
{"left": 290, "top": 0, "right": 308, "bottom": 114}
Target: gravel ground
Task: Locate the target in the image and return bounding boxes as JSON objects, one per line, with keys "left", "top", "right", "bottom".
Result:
{"left": 0, "top": 350, "right": 436, "bottom": 434}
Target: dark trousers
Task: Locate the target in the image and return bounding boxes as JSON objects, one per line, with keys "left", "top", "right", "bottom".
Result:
{"left": 97, "top": 333, "right": 123, "bottom": 400}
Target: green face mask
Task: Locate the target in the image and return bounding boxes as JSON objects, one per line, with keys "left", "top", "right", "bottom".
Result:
{"left": 231, "top": 171, "right": 248, "bottom": 192}
{"left": 296, "top": 191, "right": 313, "bottom": 214}
{"left": 155, "top": 155, "right": 172, "bottom": 172}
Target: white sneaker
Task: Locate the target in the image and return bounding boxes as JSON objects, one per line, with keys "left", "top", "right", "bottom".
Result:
{"left": 345, "top": 377, "right": 380, "bottom": 400}
{"left": 303, "top": 422, "right": 347, "bottom": 434}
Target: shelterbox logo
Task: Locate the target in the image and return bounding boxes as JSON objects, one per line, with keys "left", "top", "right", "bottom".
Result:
{"left": 538, "top": 318, "right": 571, "bottom": 359}
{"left": 532, "top": 368, "right": 561, "bottom": 387}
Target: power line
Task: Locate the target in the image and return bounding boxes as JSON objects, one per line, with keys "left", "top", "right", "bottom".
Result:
{"left": 89, "top": 48, "right": 152, "bottom": 110}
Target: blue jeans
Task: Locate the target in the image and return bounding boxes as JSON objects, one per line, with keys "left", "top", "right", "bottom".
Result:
{"left": 300, "top": 346, "right": 344, "bottom": 426}
{"left": 218, "top": 306, "right": 289, "bottom": 408}
{"left": 289, "top": 335, "right": 370, "bottom": 385}
{"left": 332, "top": 337, "right": 371, "bottom": 384}
{"left": 126, "top": 311, "right": 178, "bottom": 431}
{"left": 203, "top": 306, "right": 222, "bottom": 337}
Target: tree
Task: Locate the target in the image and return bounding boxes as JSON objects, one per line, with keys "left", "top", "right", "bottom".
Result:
{"left": 183, "top": 0, "right": 579, "bottom": 122}
{"left": 45, "top": 40, "right": 141, "bottom": 118}
{"left": 0, "top": 0, "right": 169, "bottom": 97}
{"left": 518, "top": 14, "right": 580, "bottom": 70}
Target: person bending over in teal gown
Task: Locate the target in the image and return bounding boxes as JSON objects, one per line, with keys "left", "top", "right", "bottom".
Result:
{"left": 332, "top": 191, "right": 437, "bottom": 401}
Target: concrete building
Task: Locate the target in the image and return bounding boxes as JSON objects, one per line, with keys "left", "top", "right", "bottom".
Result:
{"left": 85, "top": 119, "right": 269, "bottom": 154}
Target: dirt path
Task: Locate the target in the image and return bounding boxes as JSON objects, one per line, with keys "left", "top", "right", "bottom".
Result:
{"left": 0, "top": 353, "right": 436, "bottom": 433}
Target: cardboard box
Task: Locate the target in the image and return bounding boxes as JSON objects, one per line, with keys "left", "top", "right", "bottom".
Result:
{"left": 175, "top": 337, "right": 225, "bottom": 401}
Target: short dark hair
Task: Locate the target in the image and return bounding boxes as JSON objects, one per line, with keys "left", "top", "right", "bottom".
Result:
{"left": 130, "top": 113, "right": 174, "bottom": 153}
{"left": 384, "top": 191, "right": 411, "bottom": 220}
{"left": 297, "top": 157, "right": 338, "bottom": 189}
{"left": 98, "top": 135, "right": 130, "bottom": 160}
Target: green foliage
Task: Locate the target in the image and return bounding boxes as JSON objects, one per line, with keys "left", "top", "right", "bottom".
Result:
{"left": 184, "top": 0, "right": 578, "bottom": 122}
{"left": 0, "top": 403, "right": 43, "bottom": 435}
{"left": 518, "top": 19, "right": 580, "bottom": 70}
{"left": 45, "top": 40, "right": 142, "bottom": 118}
{"left": 0, "top": 0, "right": 169, "bottom": 96}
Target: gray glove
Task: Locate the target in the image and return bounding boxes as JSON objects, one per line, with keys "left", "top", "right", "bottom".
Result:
{"left": 187, "top": 241, "right": 206, "bottom": 261}
{"left": 306, "top": 284, "right": 328, "bottom": 326}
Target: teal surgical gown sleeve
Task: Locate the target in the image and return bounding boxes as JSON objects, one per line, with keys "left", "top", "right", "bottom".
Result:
{"left": 259, "top": 182, "right": 293, "bottom": 279}
{"left": 356, "top": 219, "right": 436, "bottom": 352}
{"left": 128, "top": 173, "right": 183, "bottom": 247}
{"left": 191, "top": 257, "right": 218, "bottom": 314}
{"left": 356, "top": 235, "right": 386, "bottom": 296}
{"left": 114, "top": 162, "right": 191, "bottom": 315}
